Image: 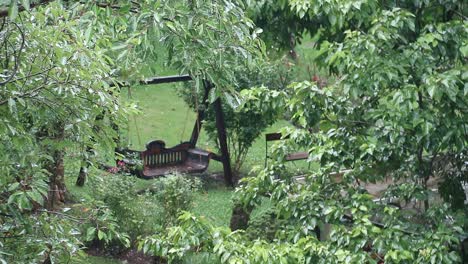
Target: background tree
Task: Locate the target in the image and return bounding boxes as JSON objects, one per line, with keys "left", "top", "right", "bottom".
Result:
{"left": 0, "top": 2, "right": 126, "bottom": 262}
{"left": 246, "top": 0, "right": 314, "bottom": 57}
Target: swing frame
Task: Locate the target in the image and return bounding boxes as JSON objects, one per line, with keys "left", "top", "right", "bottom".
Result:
{"left": 122, "top": 75, "right": 234, "bottom": 186}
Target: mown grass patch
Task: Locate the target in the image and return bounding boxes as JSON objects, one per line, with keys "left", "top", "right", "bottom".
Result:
{"left": 192, "top": 182, "right": 234, "bottom": 227}
{"left": 71, "top": 255, "right": 122, "bottom": 264}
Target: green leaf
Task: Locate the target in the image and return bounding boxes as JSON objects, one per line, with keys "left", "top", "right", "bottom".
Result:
{"left": 221, "top": 252, "right": 231, "bottom": 262}
{"left": 445, "top": 84, "right": 458, "bottom": 102}
{"left": 8, "top": 182, "right": 20, "bottom": 192}
{"left": 111, "top": 44, "right": 127, "bottom": 51}
{"left": 86, "top": 227, "right": 96, "bottom": 241}
{"left": 9, "top": 1, "right": 18, "bottom": 20}
{"left": 21, "top": 0, "right": 29, "bottom": 10}
{"left": 328, "top": 14, "right": 337, "bottom": 26}
{"left": 7, "top": 192, "right": 20, "bottom": 204}
{"left": 8, "top": 98, "right": 16, "bottom": 113}
{"left": 27, "top": 190, "right": 44, "bottom": 205}
{"left": 427, "top": 85, "right": 436, "bottom": 99}
{"left": 459, "top": 44, "right": 468, "bottom": 57}
{"left": 18, "top": 194, "right": 32, "bottom": 210}
{"left": 209, "top": 87, "right": 219, "bottom": 103}
{"left": 98, "top": 230, "right": 106, "bottom": 240}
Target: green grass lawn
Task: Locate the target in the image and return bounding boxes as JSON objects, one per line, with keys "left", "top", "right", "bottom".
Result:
{"left": 192, "top": 181, "right": 234, "bottom": 227}
{"left": 71, "top": 255, "right": 122, "bottom": 264}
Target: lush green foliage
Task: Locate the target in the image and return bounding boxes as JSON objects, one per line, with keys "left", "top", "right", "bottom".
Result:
{"left": 246, "top": 0, "right": 315, "bottom": 52}
{"left": 149, "top": 174, "right": 202, "bottom": 226}
{"left": 81, "top": 204, "right": 131, "bottom": 248}
{"left": 1, "top": 2, "right": 123, "bottom": 262}
{"left": 91, "top": 173, "right": 200, "bottom": 242}
{"left": 93, "top": 175, "right": 160, "bottom": 242}
{"left": 240, "top": 0, "right": 467, "bottom": 262}
{"left": 1, "top": 212, "right": 83, "bottom": 263}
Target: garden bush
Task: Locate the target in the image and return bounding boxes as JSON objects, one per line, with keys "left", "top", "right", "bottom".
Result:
{"left": 149, "top": 174, "right": 202, "bottom": 226}
{"left": 92, "top": 175, "right": 162, "bottom": 243}
{"left": 91, "top": 173, "right": 201, "bottom": 244}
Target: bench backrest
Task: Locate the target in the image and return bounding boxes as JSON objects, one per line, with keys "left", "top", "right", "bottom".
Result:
{"left": 265, "top": 132, "right": 290, "bottom": 141}
{"left": 141, "top": 140, "right": 191, "bottom": 168}
{"left": 264, "top": 132, "right": 308, "bottom": 165}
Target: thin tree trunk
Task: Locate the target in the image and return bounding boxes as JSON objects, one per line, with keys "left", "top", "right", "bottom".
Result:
{"left": 45, "top": 124, "right": 66, "bottom": 210}
{"left": 76, "top": 145, "right": 93, "bottom": 187}
{"left": 76, "top": 166, "right": 87, "bottom": 187}
{"left": 230, "top": 203, "right": 253, "bottom": 231}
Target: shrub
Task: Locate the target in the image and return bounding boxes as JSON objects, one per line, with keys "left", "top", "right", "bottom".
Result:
{"left": 92, "top": 175, "right": 163, "bottom": 242}
{"left": 81, "top": 204, "right": 131, "bottom": 249}
{"left": 91, "top": 173, "right": 201, "bottom": 245}
{"left": 149, "top": 174, "right": 202, "bottom": 226}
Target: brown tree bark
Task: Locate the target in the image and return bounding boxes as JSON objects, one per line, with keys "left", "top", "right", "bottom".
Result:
{"left": 76, "top": 166, "right": 87, "bottom": 187}
{"left": 229, "top": 203, "right": 252, "bottom": 231}
{"left": 45, "top": 124, "right": 67, "bottom": 210}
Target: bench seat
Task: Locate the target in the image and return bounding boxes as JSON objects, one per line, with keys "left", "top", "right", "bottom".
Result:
{"left": 140, "top": 140, "right": 211, "bottom": 179}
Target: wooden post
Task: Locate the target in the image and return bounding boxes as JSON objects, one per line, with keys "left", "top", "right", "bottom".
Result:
{"left": 213, "top": 97, "right": 234, "bottom": 187}
{"left": 189, "top": 80, "right": 211, "bottom": 148}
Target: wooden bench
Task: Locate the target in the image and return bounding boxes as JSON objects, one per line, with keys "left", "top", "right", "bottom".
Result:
{"left": 265, "top": 132, "right": 309, "bottom": 167}
{"left": 140, "top": 140, "right": 211, "bottom": 179}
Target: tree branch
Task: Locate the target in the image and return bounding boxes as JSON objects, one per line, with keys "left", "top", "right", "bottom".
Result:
{"left": 0, "top": 22, "right": 25, "bottom": 86}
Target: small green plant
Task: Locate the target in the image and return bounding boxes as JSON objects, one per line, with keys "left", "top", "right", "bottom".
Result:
{"left": 82, "top": 204, "right": 131, "bottom": 248}
{"left": 92, "top": 175, "right": 162, "bottom": 242}
{"left": 150, "top": 174, "right": 202, "bottom": 226}
{"left": 91, "top": 173, "right": 201, "bottom": 244}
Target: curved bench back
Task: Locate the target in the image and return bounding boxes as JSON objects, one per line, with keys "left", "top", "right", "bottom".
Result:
{"left": 141, "top": 140, "right": 191, "bottom": 168}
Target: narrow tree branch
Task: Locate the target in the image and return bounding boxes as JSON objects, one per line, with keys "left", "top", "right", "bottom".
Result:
{"left": 0, "top": 22, "right": 25, "bottom": 86}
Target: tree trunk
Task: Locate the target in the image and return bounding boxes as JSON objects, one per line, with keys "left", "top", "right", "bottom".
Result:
{"left": 45, "top": 124, "right": 67, "bottom": 210}
{"left": 289, "top": 33, "right": 298, "bottom": 61}
{"left": 76, "top": 145, "right": 93, "bottom": 187}
{"left": 76, "top": 166, "right": 87, "bottom": 187}
{"left": 46, "top": 147, "right": 66, "bottom": 210}
{"left": 229, "top": 203, "right": 252, "bottom": 231}
{"left": 213, "top": 97, "right": 234, "bottom": 187}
